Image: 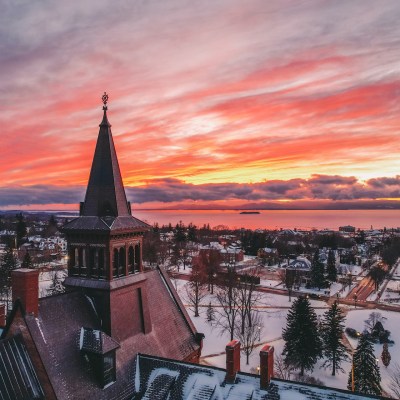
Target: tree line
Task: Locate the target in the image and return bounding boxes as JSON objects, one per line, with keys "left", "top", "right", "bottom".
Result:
{"left": 282, "top": 296, "right": 383, "bottom": 396}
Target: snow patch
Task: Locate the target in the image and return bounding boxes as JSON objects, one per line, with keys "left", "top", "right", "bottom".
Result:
{"left": 135, "top": 356, "right": 140, "bottom": 392}
{"left": 35, "top": 318, "right": 47, "bottom": 344}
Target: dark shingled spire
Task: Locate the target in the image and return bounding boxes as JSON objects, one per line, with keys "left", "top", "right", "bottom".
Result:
{"left": 63, "top": 93, "right": 148, "bottom": 232}
{"left": 81, "top": 99, "right": 130, "bottom": 217}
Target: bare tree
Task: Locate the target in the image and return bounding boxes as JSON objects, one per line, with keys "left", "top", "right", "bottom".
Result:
{"left": 237, "top": 268, "right": 262, "bottom": 334}
{"left": 274, "top": 353, "right": 294, "bottom": 380}
{"left": 198, "top": 250, "right": 221, "bottom": 294}
{"left": 185, "top": 259, "right": 207, "bottom": 317}
{"left": 278, "top": 268, "right": 295, "bottom": 302}
{"left": 364, "top": 312, "right": 387, "bottom": 333}
{"left": 235, "top": 310, "right": 263, "bottom": 365}
{"left": 157, "top": 240, "right": 170, "bottom": 267}
{"left": 177, "top": 242, "right": 192, "bottom": 271}
{"left": 208, "top": 250, "right": 222, "bottom": 294}
{"left": 388, "top": 363, "right": 400, "bottom": 399}
{"left": 214, "top": 284, "right": 241, "bottom": 341}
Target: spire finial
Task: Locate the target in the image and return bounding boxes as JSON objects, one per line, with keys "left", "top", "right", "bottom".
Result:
{"left": 102, "top": 92, "right": 109, "bottom": 110}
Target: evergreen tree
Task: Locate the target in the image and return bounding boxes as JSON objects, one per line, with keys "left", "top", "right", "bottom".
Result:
{"left": 0, "top": 244, "right": 18, "bottom": 281}
{"left": 21, "top": 252, "right": 34, "bottom": 269}
{"left": 44, "top": 214, "right": 58, "bottom": 237}
{"left": 321, "top": 301, "right": 349, "bottom": 376}
{"left": 15, "top": 212, "right": 27, "bottom": 247}
{"left": 282, "top": 296, "right": 322, "bottom": 376}
{"left": 326, "top": 250, "right": 337, "bottom": 282}
{"left": 47, "top": 269, "right": 65, "bottom": 296}
{"left": 347, "top": 335, "right": 382, "bottom": 396}
{"left": 310, "top": 249, "right": 325, "bottom": 290}
{"left": 381, "top": 342, "right": 391, "bottom": 367}
{"left": 187, "top": 223, "right": 197, "bottom": 242}
{"left": 0, "top": 243, "right": 18, "bottom": 308}
{"left": 174, "top": 221, "right": 186, "bottom": 243}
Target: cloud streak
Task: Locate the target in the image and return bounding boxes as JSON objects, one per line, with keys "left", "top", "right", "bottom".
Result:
{"left": 1, "top": 175, "right": 400, "bottom": 209}
{"left": 1, "top": 1, "right": 400, "bottom": 208}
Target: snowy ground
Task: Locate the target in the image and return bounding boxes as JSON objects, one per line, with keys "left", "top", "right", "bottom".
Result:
{"left": 379, "top": 261, "right": 400, "bottom": 305}
{"left": 381, "top": 280, "right": 400, "bottom": 304}
{"left": 174, "top": 278, "right": 400, "bottom": 398}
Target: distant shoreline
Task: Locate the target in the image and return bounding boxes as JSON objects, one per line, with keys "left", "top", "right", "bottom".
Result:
{"left": 1, "top": 207, "right": 400, "bottom": 214}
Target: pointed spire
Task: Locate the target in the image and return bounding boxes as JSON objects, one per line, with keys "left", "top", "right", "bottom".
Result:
{"left": 80, "top": 93, "right": 130, "bottom": 217}
{"left": 100, "top": 92, "right": 111, "bottom": 127}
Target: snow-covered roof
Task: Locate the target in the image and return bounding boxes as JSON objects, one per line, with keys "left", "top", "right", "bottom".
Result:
{"left": 288, "top": 257, "right": 311, "bottom": 270}
{"left": 133, "top": 354, "right": 384, "bottom": 399}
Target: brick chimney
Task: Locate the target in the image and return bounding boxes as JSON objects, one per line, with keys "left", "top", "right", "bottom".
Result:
{"left": 225, "top": 340, "right": 240, "bottom": 383}
{"left": 12, "top": 268, "right": 40, "bottom": 317}
{"left": 0, "top": 303, "right": 6, "bottom": 327}
{"left": 260, "top": 344, "right": 274, "bottom": 389}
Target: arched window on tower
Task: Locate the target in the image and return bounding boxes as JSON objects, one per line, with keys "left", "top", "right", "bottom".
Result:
{"left": 90, "top": 248, "right": 98, "bottom": 278}
{"left": 71, "top": 248, "right": 77, "bottom": 267}
{"left": 98, "top": 248, "right": 105, "bottom": 279}
{"left": 128, "top": 246, "right": 135, "bottom": 274}
{"left": 119, "top": 247, "right": 126, "bottom": 277}
{"left": 134, "top": 243, "right": 140, "bottom": 273}
{"left": 78, "top": 248, "right": 85, "bottom": 276}
{"left": 113, "top": 249, "right": 119, "bottom": 278}
{"left": 71, "top": 247, "right": 79, "bottom": 276}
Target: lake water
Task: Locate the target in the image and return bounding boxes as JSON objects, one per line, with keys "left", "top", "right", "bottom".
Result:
{"left": 132, "top": 209, "right": 400, "bottom": 231}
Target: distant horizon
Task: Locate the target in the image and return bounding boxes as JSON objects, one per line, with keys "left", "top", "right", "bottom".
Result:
{"left": 2, "top": 204, "right": 400, "bottom": 213}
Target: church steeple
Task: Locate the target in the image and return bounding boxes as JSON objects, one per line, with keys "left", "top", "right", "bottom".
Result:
{"left": 63, "top": 93, "right": 149, "bottom": 288}
{"left": 81, "top": 92, "right": 130, "bottom": 217}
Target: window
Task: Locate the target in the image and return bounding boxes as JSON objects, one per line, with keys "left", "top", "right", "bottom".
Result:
{"left": 90, "top": 248, "right": 97, "bottom": 278}
{"left": 134, "top": 243, "right": 140, "bottom": 272}
{"left": 118, "top": 247, "right": 125, "bottom": 277}
{"left": 113, "top": 249, "right": 119, "bottom": 278}
{"left": 128, "top": 246, "right": 134, "bottom": 274}
{"left": 98, "top": 248, "right": 105, "bottom": 279}
{"left": 103, "top": 352, "right": 116, "bottom": 387}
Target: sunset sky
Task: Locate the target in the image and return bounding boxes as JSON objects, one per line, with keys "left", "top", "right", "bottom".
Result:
{"left": 1, "top": 0, "right": 400, "bottom": 210}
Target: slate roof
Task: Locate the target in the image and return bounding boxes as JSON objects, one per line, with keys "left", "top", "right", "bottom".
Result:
{"left": 133, "top": 354, "right": 271, "bottom": 400}
{"left": 132, "top": 354, "right": 389, "bottom": 400}
{"left": 83, "top": 107, "right": 130, "bottom": 218}
{"left": 62, "top": 106, "right": 150, "bottom": 233}
{"left": 3, "top": 268, "right": 200, "bottom": 400}
{"left": 63, "top": 215, "right": 149, "bottom": 233}
{"left": 80, "top": 327, "right": 120, "bottom": 354}
{"left": 0, "top": 334, "right": 44, "bottom": 400}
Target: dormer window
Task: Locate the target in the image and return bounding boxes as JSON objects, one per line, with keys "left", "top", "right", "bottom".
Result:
{"left": 103, "top": 352, "right": 116, "bottom": 387}
{"left": 79, "top": 327, "right": 120, "bottom": 389}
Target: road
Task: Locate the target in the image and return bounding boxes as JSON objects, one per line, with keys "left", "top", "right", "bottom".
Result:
{"left": 346, "top": 276, "right": 376, "bottom": 302}
{"left": 171, "top": 269, "right": 400, "bottom": 312}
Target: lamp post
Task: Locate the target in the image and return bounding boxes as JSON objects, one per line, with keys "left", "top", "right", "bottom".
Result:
{"left": 258, "top": 325, "right": 261, "bottom": 342}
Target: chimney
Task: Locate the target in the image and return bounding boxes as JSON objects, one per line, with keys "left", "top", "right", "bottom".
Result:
{"left": 225, "top": 340, "right": 240, "bottom": 383}
{"left": 0, "top": 303, "right": 6, "bottom": 327}
{"left": 260, "top": 344, "right": 274, "bottom": 389}
{"left": 12, "top": 268, "right": 40, "bottom": 317}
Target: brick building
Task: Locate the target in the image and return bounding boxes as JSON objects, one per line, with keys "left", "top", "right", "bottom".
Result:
{"left": 0, "top": 98, "right": 202, "bottom": 399}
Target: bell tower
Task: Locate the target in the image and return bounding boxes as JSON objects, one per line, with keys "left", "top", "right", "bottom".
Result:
{"left": 63, "top": 93, "right": 150, "bottom": 341}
